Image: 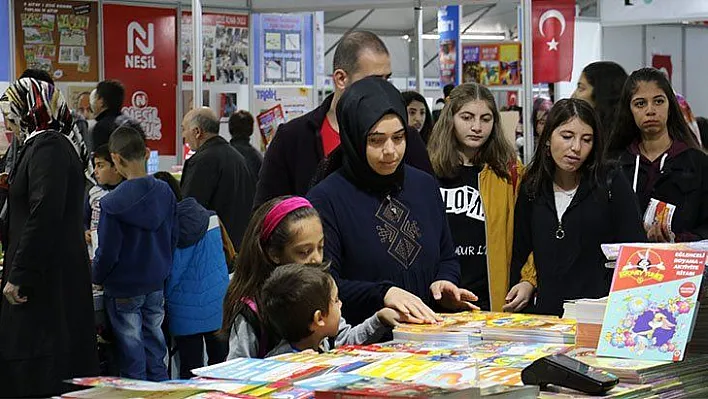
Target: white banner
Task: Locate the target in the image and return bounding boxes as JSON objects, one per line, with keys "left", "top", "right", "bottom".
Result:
{"left": 601, "top": 0, "right": 708, "bottom": 26}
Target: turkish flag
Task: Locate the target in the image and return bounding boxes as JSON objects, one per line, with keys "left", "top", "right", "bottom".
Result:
{"left": 532, "top": 0, "right": 575, "bottom": 83}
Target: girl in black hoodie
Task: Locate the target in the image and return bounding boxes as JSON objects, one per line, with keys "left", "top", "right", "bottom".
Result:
{"left": 606, "top": 67, "right": 708, "bottom": 242}
{"left": 509, "top": 99, "right": 646, "bottom": 316}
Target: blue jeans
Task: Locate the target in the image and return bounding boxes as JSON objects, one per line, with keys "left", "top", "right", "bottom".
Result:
{"left": 106, "top": 290, "right": 168, "bottom": 381}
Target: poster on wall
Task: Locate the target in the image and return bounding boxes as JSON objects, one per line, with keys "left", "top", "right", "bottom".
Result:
{"left": 1, "top": 0, "right": 10, "bottom": 81}
{"left": 219, "top": 93, "right": 238, "bottom": 121}
{"left": 253, "top": 86, "right": 313, "bottom": 150}
{"left": 437, "top": 5, "right": 460, "bottom": 86}
{"left": 253, "top": 13, "right": 313, "bottom": 86}
{"left": 13, "top": 0, "right": 99, "bottom": 81}
{"left": 103, "top": 4, "right": 177, "bottom": 156}
{"left": 462, "top": 43, "right": 521, "bottom": 86}
{"left": 181, "top": 12, "right": 249, "bottom": 84}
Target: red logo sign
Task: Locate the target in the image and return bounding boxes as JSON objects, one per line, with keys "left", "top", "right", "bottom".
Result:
{"left": 103, "top": 4, "right": 177, "bottom": 155}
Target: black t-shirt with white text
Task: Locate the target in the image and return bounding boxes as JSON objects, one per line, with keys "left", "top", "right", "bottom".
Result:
{"left": 438, "top": 165, "right": 489, "bottom": 310}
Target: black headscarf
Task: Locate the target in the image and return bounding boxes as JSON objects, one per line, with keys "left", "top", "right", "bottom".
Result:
{"left": 336, "top": 77, "right": 408, "bottom": 195}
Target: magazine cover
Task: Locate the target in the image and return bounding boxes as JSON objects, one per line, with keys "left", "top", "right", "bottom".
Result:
{"left": 257, "top": 104, "right": 285, "bottom": 150}
{"left": 597, "top": 246, "right": 706, "bottom": 361}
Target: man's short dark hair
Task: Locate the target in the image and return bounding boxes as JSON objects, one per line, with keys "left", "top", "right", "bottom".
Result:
{"left": 332, "top": 31, "right": 389, "bottom": 75}
{"left": 93, "top": 144, "right": 114, "bottom": 166}
{"left": 228, "top": 110, "right": 254, "bottom": 140}
{"left": 109, "top": 124, "right": 146, "bottom": 162}
{"left": 443, "top": 84, "right": 455, "bottom": 98}
{"left": 190, "top": 110, "right": 220, "bottom": 135}
{"left": 261, "top": 263, "right": 334, "bottom": 344}
{"left": 20, "top": 68, "right": 54, "bottom": 85}
{"left": 96, "top": 80, "right": 125, "bottom": 111}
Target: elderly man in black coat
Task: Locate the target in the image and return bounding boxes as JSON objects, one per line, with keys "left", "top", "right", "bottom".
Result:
{"left": 181, "top": 107, "right": 255, "bottom": 249}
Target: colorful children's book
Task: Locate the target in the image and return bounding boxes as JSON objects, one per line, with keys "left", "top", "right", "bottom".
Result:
{"left": 643, "top": 199, "right": 676, "bottom": 235}
{"left": 353, "top": 358, "right": 466, "bottom": 381}
{"left": 66, "top": 376, "right": 264, "bottom": 396}
{"left": 313, "top": 377, "right": 531, "bottom": 399}
{"left": 293, "top": 373, "right": 365, "bottom": 391}
{"left": 61, "top": 386, "right": 202, "bottom": 398}
{"left": 597, "top": 246, "right": 707, "bottom": 361}
{"left": 191, "top": 358, "right": 328, "bottom": 383}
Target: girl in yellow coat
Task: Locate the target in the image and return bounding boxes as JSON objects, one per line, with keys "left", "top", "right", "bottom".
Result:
{"left": 428, "top": 83, "right": 535, "bottom": 312}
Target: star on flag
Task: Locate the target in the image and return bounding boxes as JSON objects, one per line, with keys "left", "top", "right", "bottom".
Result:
{"left": 546, "top": 37, "right": 559, "bottom": 51}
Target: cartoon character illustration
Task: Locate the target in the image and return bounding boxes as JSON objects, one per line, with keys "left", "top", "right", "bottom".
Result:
{"left": 632, "top": 309, "right": 677, "bottom": 347}
{"left": 622, "top": 249, "right": 665, "bottom": 273}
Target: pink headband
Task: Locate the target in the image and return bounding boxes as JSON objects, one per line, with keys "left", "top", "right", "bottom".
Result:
{"left": 260, "top": 197, "right": 314, "bottom": 242}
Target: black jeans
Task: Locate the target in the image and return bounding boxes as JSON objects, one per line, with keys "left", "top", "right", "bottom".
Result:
{"left": 174, "top": 331, "right": 228, "bottom": 379}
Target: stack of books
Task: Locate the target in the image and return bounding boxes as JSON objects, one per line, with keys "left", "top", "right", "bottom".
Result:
{"left": 537, "top": 383, "right": 652, "bottom": 399}
{"left": 562, "top": 298, "right": 607, "bottom": 348}
{"left": 313, "top": 378, "right": 539, "bottom": 398}
{"left": 393, "top": 312, "right": 576, "bottom": 345}
{"left": 687, "top": 301, "right": 708, "bottom": 355}
{"left": 568, "top": 349, "right": 708, "bottom": 398}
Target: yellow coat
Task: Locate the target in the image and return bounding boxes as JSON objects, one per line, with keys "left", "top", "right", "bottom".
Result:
{"left": 479, "top": 160, "right": 536, "bottom": 311}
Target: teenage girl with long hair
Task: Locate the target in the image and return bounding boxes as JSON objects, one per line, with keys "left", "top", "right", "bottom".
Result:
{"left": 606, "top": 67, "right": 708, "bottom": 242}
{"left": 510, "top": 99, "right": 645, "bottom": 316}
{"left": 427, "top": 82, "right": 536, "bottom": 313}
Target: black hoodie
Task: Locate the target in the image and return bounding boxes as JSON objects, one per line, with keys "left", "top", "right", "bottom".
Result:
{"left": 618, "top": 140, "right": 708, "bottom": 241}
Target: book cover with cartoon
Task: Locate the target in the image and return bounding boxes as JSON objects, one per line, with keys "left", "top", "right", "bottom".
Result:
{"left": 597, "top": 246, "right": 706, "bottom": 361}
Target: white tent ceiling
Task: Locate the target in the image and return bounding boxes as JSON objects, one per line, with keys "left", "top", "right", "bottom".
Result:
{"left": 127, "top": 0, "right": 597, "bottom": 38}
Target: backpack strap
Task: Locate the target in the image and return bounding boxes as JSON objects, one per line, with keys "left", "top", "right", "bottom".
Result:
{"left": 240, "top": 297, "right": 269, "bottom": 358}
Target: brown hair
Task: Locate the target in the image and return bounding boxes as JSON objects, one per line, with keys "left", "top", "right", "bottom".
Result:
{"left": 219, "top": 196, "right": 321, "bottom": 336}
{"left": 427, "top": 83, "right": 516, "bottom": 179}
{"left": 260, "top": 263, "right": 333, "bottom": 344}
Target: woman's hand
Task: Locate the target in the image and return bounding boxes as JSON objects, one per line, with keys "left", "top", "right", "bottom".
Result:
{"left": 384, "top": 287, "right": 440, "bottom": 324}
{"left": 430, "top": 280, "right": 479, "bottom": 311}
{"left": 647, "top": 223, "right": 674, "bottom": 243}
{"left": 3, "top": 282, "right": 28, "bottom": 305}
{"left": 502, "top": 281, "right": 534, "bottom": 312}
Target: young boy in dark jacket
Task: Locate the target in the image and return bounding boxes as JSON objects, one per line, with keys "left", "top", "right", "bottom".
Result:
{"left": 84, "top": 144, "right": 124, "bottom": 259}
{"left": 92, "top": 125, "right": 177, "bottom": 381}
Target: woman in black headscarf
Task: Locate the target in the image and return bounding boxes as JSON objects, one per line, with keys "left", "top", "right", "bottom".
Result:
{"left": 307, "top": 77, "right": 476, "bottom": 328}
{"left": 0, "top": 77, "right": 97, "bottom": 397}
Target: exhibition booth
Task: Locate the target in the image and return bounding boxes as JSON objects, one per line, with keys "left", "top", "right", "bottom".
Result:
{"left": 0, "top": 0, "right": 706, "bottom": 169}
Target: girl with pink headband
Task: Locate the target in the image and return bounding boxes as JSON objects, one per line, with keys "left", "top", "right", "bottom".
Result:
{"left": 220, "top": 195, "right": 402, "bottom": 359}
{"left": 220, "top": 196, "right": 322, "bottom": 358}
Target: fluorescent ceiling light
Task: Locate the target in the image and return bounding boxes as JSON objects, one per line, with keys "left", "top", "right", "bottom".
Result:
{"left": 421, "top": 33, "right": 506, "bottom": 41}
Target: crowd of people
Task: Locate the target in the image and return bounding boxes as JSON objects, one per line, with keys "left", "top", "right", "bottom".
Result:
{"left": 0, "top": 29, "right": 707, "bottom": 397}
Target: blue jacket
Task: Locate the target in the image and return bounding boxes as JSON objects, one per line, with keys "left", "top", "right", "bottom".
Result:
{"left": 166, "top": 197, "right": 229, "bottom": 336}
{"left": 92, "top": 176, "right": 177, "bottom": 297}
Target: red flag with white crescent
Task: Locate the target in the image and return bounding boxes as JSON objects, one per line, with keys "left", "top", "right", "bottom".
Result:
{"left": 532, "top": 0, "right": 575, "bottom": 83}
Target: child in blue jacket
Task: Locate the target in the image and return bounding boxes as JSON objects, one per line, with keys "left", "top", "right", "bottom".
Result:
{"left": 92, "top": 125, "right": 177, "bottom": 381}
{"left": 154, "top": 172, "right": 230, "bottom": 379}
